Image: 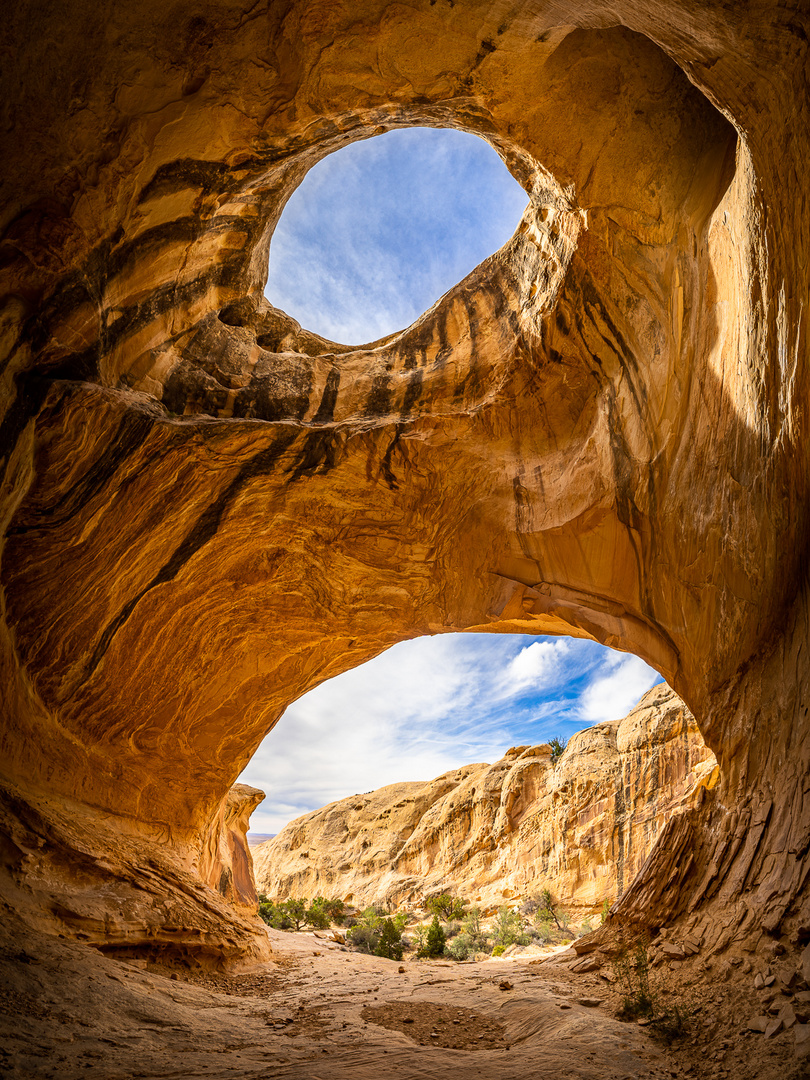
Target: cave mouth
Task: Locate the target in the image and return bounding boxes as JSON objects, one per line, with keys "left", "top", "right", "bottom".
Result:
{"left": 243, "top": 632, "right": 717, "bottom": 919}
{"left": 263, "top": 127, "right": 529, "bottom": 347}
{"left": 241, "top": 632, "right": 665, "bottom": 835}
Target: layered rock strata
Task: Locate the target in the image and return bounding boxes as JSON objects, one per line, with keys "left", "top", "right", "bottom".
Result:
{"left": 255, "top": 684, "right": 717, "bottom": 910}
{"left": 0, "top": 0, "right": 808, "bottom": 968}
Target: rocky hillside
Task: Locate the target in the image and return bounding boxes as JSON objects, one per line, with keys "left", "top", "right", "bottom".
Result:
{"left": 254, "top": 684, "right": 717, "bottom": 911}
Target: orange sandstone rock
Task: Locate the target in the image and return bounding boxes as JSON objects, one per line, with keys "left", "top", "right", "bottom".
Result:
{"left": 0, "top": 0, "right": 807, "bottom": 969}
{"left": 254, "top": 685, "right": 716, "bottom": 910}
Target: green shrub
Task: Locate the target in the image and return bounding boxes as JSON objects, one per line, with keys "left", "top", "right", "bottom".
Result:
{"left": 446, "top": 933, "right": 473, "bottom": 961}
{"left": 417, "top": 915, "right": 447, "bottom": 958}
{"left": 375, "top": 918, "right": 404, "bottom": 961}
{"left": 348, "top": 924, "right": 380, "bottom": 954}
{"left": 601, "top": 898, "right": 611, "bottom": 925}
{"left": 492, "top": 944, "right": 505, "bottom": 957}
{"left": 306, "top": 899, "right": 332, "bottom": 930}
{"left": 492, "top": 906, "right": 529, "bottom": 948}
{"left": 612, "top": 937, "right": 692, "bottom": 1040}
{"left": 533, "top": 917, "right": 552, "bottom": 943}
{"left": 459, "top": 908, "right": 490, "bottom": 954}
{"left": 412, "top": 925, "right": 428, "bottom": 954}
{"left": 303, "top": 896, "right": 345, "bottom": 928}
{"left": 282, "top": 898, "right": 309, "bottom": 930}
{"left": 258, "top": 899, "right": 289, "bottom": 928}
{"left": 359, "top": 906, "right": 384, "bottom": 931}
{"left": 577, "top": 918, "right": 593, "bottom": 938}
{"left": 549, "top": 736, "right": 567, "bottom": 762}
{"left": 426, "top": 894, "right": 466, "bottom": 924}
{"left": 392, "top": 912, "right": 408, "bottom": 934}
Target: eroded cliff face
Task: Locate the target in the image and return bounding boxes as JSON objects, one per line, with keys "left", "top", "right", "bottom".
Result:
{"left": 199, "top": 784, "right": 264, "bottom": 915}
{"left": 254, "top": 684, "right": 717, "bottom": 910}
{"left": 0, "top": 0, "right": 808, "bottom": 965}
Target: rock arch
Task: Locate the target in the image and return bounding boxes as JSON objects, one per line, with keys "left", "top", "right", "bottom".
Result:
{"left": 0, "top": 3, "right": 807, "bottom": 962}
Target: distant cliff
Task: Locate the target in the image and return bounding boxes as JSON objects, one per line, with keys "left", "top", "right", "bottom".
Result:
{"left": 254, "top": 685, "right": 717, "bottom": 911}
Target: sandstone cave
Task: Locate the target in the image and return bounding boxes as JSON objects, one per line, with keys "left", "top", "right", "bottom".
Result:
{"left": 1, "top": 2, "right": 809, "bottom": 1078}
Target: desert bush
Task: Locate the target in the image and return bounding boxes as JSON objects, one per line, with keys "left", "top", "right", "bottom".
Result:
{"left": 417, "top": 915, "right": 447, "bottom": 958}
{"left": 601, "top": 898, "right": 611, "bottom": 925}
{"left": 359, "top": 906, "right": 384, "bottom": 930}
{"left": 577, "top": 917, "right": 593, "bottom": 938}
{"left": 492, "top": 906, "right": 529, "bottom": 948}
{"left": 348, "top": 924, "right": 380, "bottom": 954}
{"left": 392, "top": 912, "right": 408, "bottom": 934}
{"left": 491, "top": 944, "right": 505, "bottom": 957}
{"left": 375, "top": 918, "right": 404, "bottom": 961}
{"left": 549, "top": 736, "right": 567, "bottom": 762}
{"left": 460, "top": 908, "right": 490, "bottom": 953}
{"left": 258, "top": 899, "right": 290, "bottom": 929}
{"left": 425, "top": 894, "right": 466, "bottom": 924}
{"left": 412, "top": 925, "right": 428, "bottom": 954}
{"left": 282, "top": 898, "right": 309, "bottom": 930}
{"left": 613, "top": 939, "right": 691, "bottom": 1041}
{"left": 533, "top": 917, "right": 552, "bottom": 943}
{"left": 305, "top": 900, "right": 332, "bottom": 930}
{"left": 446, "top": 933, "right": 473, "bottom": 961}
{"left": 318, "top": 897, "right": 345, "bottom": 924}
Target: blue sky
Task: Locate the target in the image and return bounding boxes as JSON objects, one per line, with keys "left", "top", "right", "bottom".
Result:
{"left": 264, "top": 127, "right": 529, "bottom": 344}
{"left": 241, "top": 634, "right": 660, "bottom": 834}
{"left": 247, "top": 131, "right": 662, "bottom": 834}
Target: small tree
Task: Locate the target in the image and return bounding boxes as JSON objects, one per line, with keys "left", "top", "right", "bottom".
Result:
{"left": 418, "top": 915, "right": 447, "bottom": 958}
{"left": 549, "top": 737, "right": 567, "bottom": 763}
{"left": 282, "top": 898, "right": 309, "bottom": 930}
{"left": 536, "top": 887, "right": 566, "bottom": 931}
{"left": 324, "top": 898, "right": 345, "bottom": 924}
{"left": 392, "top": 912, "right": 408, "bottom": 934}
{"left": 258, "top": 898, "right": 289, "bottom": 929}
{"left": 375, "top": 918, "right": 404, "bottom": 961}
{"left": 306, "top": 899, "right": 331, "bottom": 930}
{"left": 425, "top": 894, "right": 465, "bottom": 924}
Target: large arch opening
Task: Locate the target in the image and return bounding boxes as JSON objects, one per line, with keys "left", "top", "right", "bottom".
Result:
{"left": 240, "top": 633, "right": 717, "bottom": 937}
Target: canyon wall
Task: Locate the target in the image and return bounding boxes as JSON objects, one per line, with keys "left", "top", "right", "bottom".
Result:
{"left": 254, "top": 684, "right": 717, "bottom": 911}
{"left": 0, "top": 0, "right": 808, "bottom": 965}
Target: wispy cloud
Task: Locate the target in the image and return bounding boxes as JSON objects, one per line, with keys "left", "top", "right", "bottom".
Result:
{"left": 240, "top": 634, "right": 662, "bottom": 833}
{"left": 578, "top": 654, "right": 661, "bottom": 724}
{"left": 264, "top": 127, "right": 528, "bottom": 344}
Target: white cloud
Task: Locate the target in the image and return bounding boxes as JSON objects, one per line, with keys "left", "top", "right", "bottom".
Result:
{"left": 578, "top": 653, "right": 661, "bottom": 724}
{"left": 506, "top": 639, "right": 571, "bottom": 692}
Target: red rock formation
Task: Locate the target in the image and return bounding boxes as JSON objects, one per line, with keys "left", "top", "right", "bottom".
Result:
{"left": 254, "top": 684, "right": 717, "bottom": 910}
{"left": 0, "top": 1, "right": 807, "bottom": 971}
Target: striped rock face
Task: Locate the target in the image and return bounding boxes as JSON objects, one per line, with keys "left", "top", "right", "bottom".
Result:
{"left": 0, "top": 1, "right": 808, "bottom": 964}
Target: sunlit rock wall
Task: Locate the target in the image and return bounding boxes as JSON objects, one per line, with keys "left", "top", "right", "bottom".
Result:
{"left": 254, "top": 684, "right": 717, "bottom": 910}
{"left": 0, "top": 0, "right": 808, "bottom": 961}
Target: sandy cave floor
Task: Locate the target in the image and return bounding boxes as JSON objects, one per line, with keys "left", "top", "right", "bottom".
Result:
{"left": 1, "top": 921, "right": 808, "bottom": 1080}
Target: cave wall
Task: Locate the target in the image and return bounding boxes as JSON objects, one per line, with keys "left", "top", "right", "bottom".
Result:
{"left": 0, "top": 0, "right": 808, "bottom": 959}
